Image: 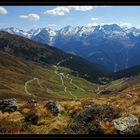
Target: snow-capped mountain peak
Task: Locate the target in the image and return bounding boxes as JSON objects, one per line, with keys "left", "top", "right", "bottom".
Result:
{"left": 2, "top": 24, "right": 140, "bottom": 40}
{"left": 78, "top": 26, "right": 96, "bottom": 36}
{"left": 59, "top": 25, "right": 78, "bottom": 36}
{"left": 28, "top": 28, "right": 42, "bottom": 37}
{"left": 0, "top": 27, "right": 30, "bottom": 38}
{"left": 1, "top": 24, "right": 140, "bottom": 72}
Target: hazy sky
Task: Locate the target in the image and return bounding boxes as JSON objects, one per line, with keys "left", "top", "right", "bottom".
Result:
{"left": 0, "top": 6, "right": 140, "bottom": 31}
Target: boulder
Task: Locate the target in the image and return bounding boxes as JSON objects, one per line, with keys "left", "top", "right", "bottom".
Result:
{"left": 44, "top": 102, "right": 64, "bottom": 115}
{"left": 113, "top": 114, "right": 139, "bottom": 133}
{"left": 0, "top": 98, "right": 17, "bottom": 113}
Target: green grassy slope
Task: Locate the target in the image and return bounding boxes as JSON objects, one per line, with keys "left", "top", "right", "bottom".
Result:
{"left": 0, "top": 51, "right": 98, "bottom": 101}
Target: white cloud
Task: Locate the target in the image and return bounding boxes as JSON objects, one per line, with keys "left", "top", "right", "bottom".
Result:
{"left": 46, "top": 24, "right": 57, "bottom": 30}
{"left": 44, "top": 6, "right": 112, "bottom": 16}
{"left": 120, "top": 23, "right": 132, "bottom": 28}
{"left": 68, "top": 6, "right": 93, "bottom": 11}
{"left": 86, "top": 17, "right": 100, "bottom": 26}
{"left": 47, "top": 24, "right": 57, "bottom": 27}
{"left": 0, "top": 7, "right": 8, "bottom": 14}
{"left": 19, "top": 13, "right": 40, "bottom": 21}
{"left": 44, "top": 6, "right": 93, "bottom": 16}
{"left": 91, "top": 17, "right": 99, "bottom": 22}
{"left": 44, "top": 7, "right": 70, "bottom": 16}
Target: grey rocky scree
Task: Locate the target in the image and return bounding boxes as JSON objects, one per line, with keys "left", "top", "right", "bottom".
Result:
{"left": 0, "top": 98, "right": 17, "bottom": 113}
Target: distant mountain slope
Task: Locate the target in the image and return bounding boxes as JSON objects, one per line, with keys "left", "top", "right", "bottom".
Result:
{"left": 0, "top": 31, "right": 106, "bottom": 83}
{"left": 1, "top": 24, "right": 140, "bottom": 72}
{"left": 111, "top": 65, "right": 140, "bottom": 79}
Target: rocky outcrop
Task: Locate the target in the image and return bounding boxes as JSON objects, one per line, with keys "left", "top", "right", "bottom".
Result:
{"left": 44, "top": 102, "right": 64, "bottom": 115}
{"left": 113, "top": 114, "right": 139, "bottom": 134}
{"left": 0, "top": 98, "right": 17, "bottom": 113}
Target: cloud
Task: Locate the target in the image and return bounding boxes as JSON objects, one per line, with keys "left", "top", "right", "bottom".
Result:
{"left": 46, "top": 24, "right": 58, "bottom": 30}
{"left": 44, "top": 7, "right": 70, "bottom": 16}
{"left": 44, "top": 6, "right": 112, "bottom": 16}
{"left": 0, "top": 7, "right": 8, "bottom": 14}
{"left": 44, "top": 6, "right": 93, "bottom": 16}
{"left": 120, "top": 23, "right": 132, "bottom": 28}
{"left": 86, "top": 17, "right": 100, "bottom": 26}
{"left": 91, "top": 17, "right": 99, "bottom": 22}
{"left": 46, "top": 24, "right": 57, "bottom": 28}
{"left": 19, "top": 13, "right": 40, "bottom": 21}
{"left": 68, "top": 6, "right": 93, "bottom": 11}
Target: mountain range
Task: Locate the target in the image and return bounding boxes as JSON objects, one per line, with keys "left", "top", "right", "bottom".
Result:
{"left": 1, "top": 24, "right": 140, "bottom": 73}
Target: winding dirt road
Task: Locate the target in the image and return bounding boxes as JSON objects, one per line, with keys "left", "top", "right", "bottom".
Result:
{"left": 24, "top": 78, "right": 43, "bottom": 96}
{"left": 54, "top": 57, "right": 85, "bottom": 99}
{"left": 66, "top": 74, "right": 85, "bottom": 92}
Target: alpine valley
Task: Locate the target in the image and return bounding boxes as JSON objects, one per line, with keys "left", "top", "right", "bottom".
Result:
{"left": 1, "top": 24, "right": 140, "bottom": 72}
{"left": 1, "top": 24, "right": 140, "bottom": 135}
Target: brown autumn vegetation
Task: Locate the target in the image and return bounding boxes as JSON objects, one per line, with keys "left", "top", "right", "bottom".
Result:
{"left": 0, "top": 86, "right": 140, "bottom": 135}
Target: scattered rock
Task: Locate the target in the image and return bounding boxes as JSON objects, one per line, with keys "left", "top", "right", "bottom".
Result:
{"left": 27, "top": 99, "right": 37, "bottom": 107}
{"left": 0, "top": 98, "right": 17, "bottom": 113}
{"left": 44, "top": 102, "right": 64, "bottom": 115}
{"left": 27, "top": 99, "right": 37, "bottom": 104}
{"left": 113, "top": 114, "right": 139, "bottom": 133}
{"left": 126, "top": 94, "right": 132, "bottom": 98}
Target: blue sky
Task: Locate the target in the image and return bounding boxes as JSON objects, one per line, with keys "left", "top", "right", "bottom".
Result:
{"left": 0, "top": 6, "right": 140, "bottom": 31}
